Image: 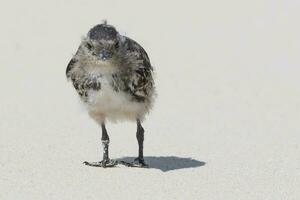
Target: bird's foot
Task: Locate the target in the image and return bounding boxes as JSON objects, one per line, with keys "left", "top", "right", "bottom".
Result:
{"left": 132, "top": 157, "right": 148, "bottom": 167}
{"left": 118, "top": 157, "right": 148, "bottom": 168}
{"left": 83, "top": 159, "right": 117, "bottom": 168}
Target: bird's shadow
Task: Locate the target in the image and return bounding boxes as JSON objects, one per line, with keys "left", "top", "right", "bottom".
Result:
{"left": 117, "top": 156, "right": 206, "bottom": 172}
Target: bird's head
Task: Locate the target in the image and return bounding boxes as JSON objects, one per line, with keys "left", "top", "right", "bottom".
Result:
{"left": 84, "top": 22, "right": 121, "bottom": 62}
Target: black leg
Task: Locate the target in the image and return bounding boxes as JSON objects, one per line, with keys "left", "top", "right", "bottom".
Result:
{"left": 136, "top": 119, "right": 144, "bottom": 159}
{"left": 83, "top": 123, "right": 117, "bottom": 168}
{"left": 118, "top": 119, "right": 148, "bottom": 168}
{"left": 101, "top": 123, "right": 110, "bottom": 162}
{"left": 133, "top": 119, "right": 148, "bottom": 167}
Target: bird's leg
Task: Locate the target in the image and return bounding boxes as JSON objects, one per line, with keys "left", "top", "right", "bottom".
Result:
{"left": 101, "top": 123, "right": 110, "bottom": 162}
{"left": 118, "top": 119, "right": 148, "bottom": 168}
{"left": 132, "top": 119, "right": 148, "bottom": 167}
{"left": 83, "top": 123, "right": 117, "bottom": 167}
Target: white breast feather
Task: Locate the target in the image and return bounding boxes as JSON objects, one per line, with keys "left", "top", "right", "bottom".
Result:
{"left": 82, "top": 67, "right": 148, "bottom": 123}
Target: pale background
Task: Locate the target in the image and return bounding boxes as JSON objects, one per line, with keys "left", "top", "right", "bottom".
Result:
{"left": 1, "top": 0, "right": 300, "bottom": 199}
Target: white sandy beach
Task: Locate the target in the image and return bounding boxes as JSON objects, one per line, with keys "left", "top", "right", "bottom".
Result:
{"left": 0, "top": 0, "right": 300, "bottom": 199}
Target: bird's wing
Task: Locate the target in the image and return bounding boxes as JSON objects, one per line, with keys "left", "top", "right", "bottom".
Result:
{"left": 123, "top": 36, "right": 152, "bottom": 70}
{"left": 66, "top": 57, "right": 78, "bottom": 79}
{"left": 120, "top": 37, "right": 155, "bottom": 102}
{"left": 125, "top": 65, "right": 154, "bottom": 102}
{"left": 66, "top": 46, "right": 101, "bottom": 101}
{"left": 66, "top": 46, "right": 83, "bottom": 79}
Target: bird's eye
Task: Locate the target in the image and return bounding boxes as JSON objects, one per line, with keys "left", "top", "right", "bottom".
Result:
{"left": 86, "top": 42, "right": 93, "bottom": 50}
{"left": 115, "top": 42, "right": 119, "bottom": 49}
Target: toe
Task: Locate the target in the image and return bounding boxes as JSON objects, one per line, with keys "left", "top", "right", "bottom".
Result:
{"left": 83, "top": 161, "right": 103, "bottom": 167}
{"left": 83, "top": 160, "right": 117, "bottom": 167}
{"left": 133, "top": 158, "right": 148, "bottom": 168}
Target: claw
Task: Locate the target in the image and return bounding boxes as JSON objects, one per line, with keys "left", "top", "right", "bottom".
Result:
{"left": 83, "top": 159, "right": 117, "bottom": 168}
{"left": 118, "top": 158, "right": 148, "bottom": 168}
{"left": 133, "top": 157, "right": 148, "bottom": 167}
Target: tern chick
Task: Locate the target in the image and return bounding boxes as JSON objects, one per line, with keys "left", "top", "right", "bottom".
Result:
{"left": 66, "top": 22, "right": 156, "bottom": 167}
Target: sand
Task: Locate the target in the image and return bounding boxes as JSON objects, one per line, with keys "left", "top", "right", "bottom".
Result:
{"left": 0, "top": 0, "right": 300, "bottom": 199}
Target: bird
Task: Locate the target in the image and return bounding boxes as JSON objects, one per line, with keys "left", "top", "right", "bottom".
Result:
{"left": 66, "top": 21, "right": 155, "bottom": 168}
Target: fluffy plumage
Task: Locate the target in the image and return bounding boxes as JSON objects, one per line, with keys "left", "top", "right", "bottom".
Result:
{"left": 66, "top": 23, "right": 155, "bottom": 123}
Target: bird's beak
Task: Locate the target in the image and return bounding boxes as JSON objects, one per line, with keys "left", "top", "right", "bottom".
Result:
{"left": 99, "top": 49, "right": 111, "bottom": 60}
